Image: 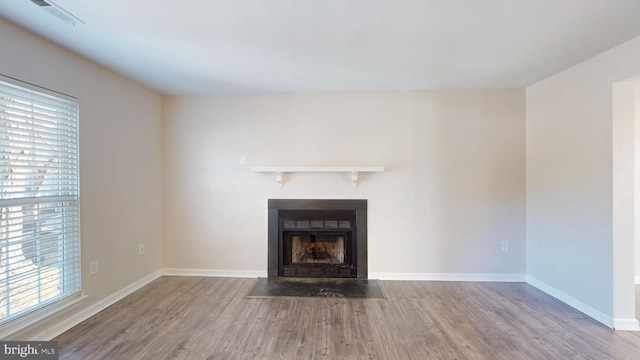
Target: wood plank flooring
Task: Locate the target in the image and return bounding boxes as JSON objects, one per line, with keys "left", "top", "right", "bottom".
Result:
{"left": 55, "top": 277, "right": 640, "bottom": 359}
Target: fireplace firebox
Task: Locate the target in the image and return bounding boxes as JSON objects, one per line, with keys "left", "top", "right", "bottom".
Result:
{"left": 268, "top": 199, "right": 367, "bottom": 279}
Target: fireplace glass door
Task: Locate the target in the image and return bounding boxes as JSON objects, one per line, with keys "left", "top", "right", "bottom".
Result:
{"left": 286, "top": 231, "right": 351, "bottom": 263}
{"left": 279, "top": 211, "right": 357, "bottom": 278}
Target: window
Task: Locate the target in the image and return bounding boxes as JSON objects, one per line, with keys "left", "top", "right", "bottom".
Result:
{"left": 0, "top": 76, "right": 80, "bottom": 326}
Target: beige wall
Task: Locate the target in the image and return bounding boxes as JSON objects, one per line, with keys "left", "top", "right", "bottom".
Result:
{"left": 0, "top": 18, "right": 163, "bottom": 337}
{"left": 636, "top": 81, "right": 640, "bottom": 282}
{"left": 612, "top": 81, "right": 636, "bottom": 327}
{"left": 527, "top": 34, "right": 640, "bottom": 327}
{"left": 162, "top": 90, "right": 526, "bottom": 276}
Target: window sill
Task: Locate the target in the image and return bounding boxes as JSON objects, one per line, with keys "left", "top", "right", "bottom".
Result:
{"left": 0, "top": 293, "right": 88, "bottom": 340}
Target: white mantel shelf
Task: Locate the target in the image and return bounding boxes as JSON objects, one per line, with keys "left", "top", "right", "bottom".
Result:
{"left": 250, "top": 166, "right": 384, "bottom": 187}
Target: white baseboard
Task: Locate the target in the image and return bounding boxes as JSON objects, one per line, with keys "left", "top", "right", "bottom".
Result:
{"left": 31, "top": 270, "right": 162, "bottom": 340}
{"left": 162, "top": 268, "right": 267, "bottom": 278}
{"left": 161, "top": 269, "right": 526, "bottom": 282}
{"left": 613, "top": 318, "right": 640, "bottom": 331}
{"left": 369, "top": 272, "right": 526, "bottom": 282}
{"left": 526, "top": 276, "right": 614, "bottom": 329}
{"left": 635, "top": 275, "right": 640, "bottom": 285}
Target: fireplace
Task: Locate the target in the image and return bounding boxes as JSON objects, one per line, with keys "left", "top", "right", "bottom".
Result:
{"left": 268, "top": 199, "right": 367, "bottom": 279}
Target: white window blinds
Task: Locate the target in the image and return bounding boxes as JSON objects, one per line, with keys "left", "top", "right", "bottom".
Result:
{"left": 0, "top": 76, "right": 80, "bottom": 325}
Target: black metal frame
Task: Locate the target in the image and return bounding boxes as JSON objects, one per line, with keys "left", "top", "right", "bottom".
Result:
{"left": 268, "top": 199, "right": 368, "bottom": 279}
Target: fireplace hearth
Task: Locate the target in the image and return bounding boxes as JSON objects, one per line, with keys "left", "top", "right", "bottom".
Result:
{"left": 268, "top": 199, "right": 367, "bottom": 279}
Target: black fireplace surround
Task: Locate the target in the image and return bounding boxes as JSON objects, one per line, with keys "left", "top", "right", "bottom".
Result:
{"left": 268, "top": 199, "right": 368, "bottom": 279}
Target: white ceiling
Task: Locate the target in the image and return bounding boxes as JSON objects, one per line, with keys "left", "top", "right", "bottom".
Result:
{"left": 2, "top": 1, "right": 640, "bottom": 95}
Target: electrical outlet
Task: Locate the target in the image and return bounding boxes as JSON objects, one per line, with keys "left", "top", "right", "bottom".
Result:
{"left": 138, "top": 244, "right": 145, "bottom": 255}
{"left": 90, "top": 260, "right": 99, "bottom": 275}
{"left": 501, "top": 241, "right": 510, "bottom": 252}
{"left": 240, "top": 155, "right": 247, "bottom": 165}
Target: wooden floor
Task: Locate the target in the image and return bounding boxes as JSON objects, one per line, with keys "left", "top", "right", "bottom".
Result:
{"left": 55, "top": 277, "right": 640, "bottom": 360}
